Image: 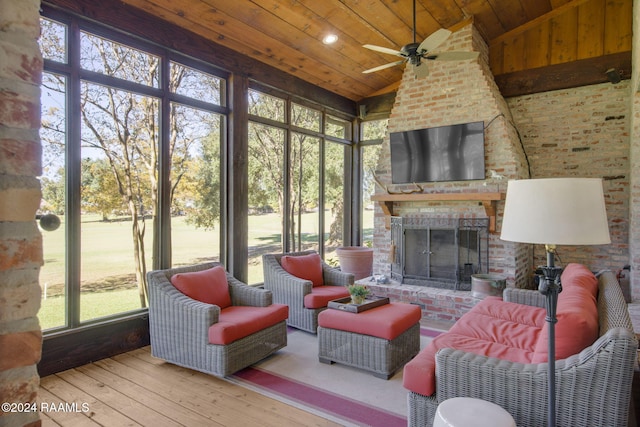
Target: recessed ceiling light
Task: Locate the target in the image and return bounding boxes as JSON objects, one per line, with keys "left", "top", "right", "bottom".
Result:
{"left": 322, "top": 34, "right": 338, "bottom": 45}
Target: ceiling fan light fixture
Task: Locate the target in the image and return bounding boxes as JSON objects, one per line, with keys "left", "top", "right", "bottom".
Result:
{"left": 322, "top": 34, "right": 338, "bottom": 45}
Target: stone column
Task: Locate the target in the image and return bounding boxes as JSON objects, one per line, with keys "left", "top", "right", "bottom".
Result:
{"left": 0, "top": 0, "right": 44, "bottom": 426}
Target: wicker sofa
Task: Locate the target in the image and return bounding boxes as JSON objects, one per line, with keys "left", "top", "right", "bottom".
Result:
{"left": 404, "top": 267, "right": 638, "bottom": 427}
{"left": 147, "top": 262, "right": 288, "bottom": 377}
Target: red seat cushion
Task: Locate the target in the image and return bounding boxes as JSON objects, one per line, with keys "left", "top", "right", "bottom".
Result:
{"left": 318, "top": 302, "right": 422, "bottom": 340}
{"left": 208, "top": 304, "right": 289, "bottom": 345}
{"left": 303, "top": 285, "right": 350, "bottom": 309}
{"left": 281, "top": 253, "right": 324, "bottom": 287}
{"left": 170, "top": 265, "right": 232, "bottom": 309}
{"left": 403, "top": 299, "right": 545, "bottom": 396}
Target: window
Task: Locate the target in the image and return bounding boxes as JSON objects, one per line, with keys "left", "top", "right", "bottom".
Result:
{"left": 248, "top": 89, "right": 285, "bottom": 122}
{"left": 324, "top": 141, "right": 346, "bottom": 259}
{"left": 39, "top": 8, "right": 357, "bottom": 334}
{"left": 39, "top": 16, "right": 226, "bottom": 331}
{"left": 290, "top": 133, "right": 320, "bottom": 253}
{"left": 39, "top": 71, "right": 67, "bottom": 329}
{"left": 247, "top": 89, "right": 351, "bottom": 283}
{"left": 361, "top": 119, "right": 387, "bottom": 245}
{"left": 247, "top": 122, "right": 285, "bottom": 283}
{"left": 79, "top": 82, "right": 158, "bottom": 321}
{"left": 80, "top": 32, "right": 160, "bottom": 87}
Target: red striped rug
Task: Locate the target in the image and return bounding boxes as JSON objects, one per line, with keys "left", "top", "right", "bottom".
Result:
{"left": 230, "top": 327, "right": 442, "bottom": 427}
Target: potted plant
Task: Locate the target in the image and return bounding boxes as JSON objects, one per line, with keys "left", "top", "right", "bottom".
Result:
{"left": 347, "top": 284, "right": 370, "bottom": 305}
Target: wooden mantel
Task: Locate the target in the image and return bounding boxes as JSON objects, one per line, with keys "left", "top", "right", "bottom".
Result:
{"left": 371, "top": 192, "right": 506, "bottom": 232}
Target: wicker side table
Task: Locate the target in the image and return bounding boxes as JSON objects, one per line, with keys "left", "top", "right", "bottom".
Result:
{"left": 317, "top": 302, "right": 421, "bottom": 379}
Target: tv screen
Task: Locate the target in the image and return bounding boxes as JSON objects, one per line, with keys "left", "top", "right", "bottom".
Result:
{"left": 390, "top": 121, "right": 485, "bottom": 184}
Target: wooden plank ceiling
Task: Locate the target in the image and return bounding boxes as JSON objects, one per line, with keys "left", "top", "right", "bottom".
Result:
{"left": 120, "top": 0, "right": 632, "bottom": 102}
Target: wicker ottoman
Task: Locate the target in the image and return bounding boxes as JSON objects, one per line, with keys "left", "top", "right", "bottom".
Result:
{"left": 317, "top": 302, "right": 422, "bottom": 379}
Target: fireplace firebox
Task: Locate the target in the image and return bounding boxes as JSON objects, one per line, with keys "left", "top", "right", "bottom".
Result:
{"left": 390, "top": 216, "right": 489, "bottom": 290}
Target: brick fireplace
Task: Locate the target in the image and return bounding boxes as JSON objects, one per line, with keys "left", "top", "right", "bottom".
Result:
{"left": 371, "top": 23, "right": 531, "bottom": 293}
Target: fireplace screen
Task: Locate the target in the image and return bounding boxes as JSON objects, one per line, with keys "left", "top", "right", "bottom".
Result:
{"left": 390, "top": 216, "right": 489, "bottom": 290}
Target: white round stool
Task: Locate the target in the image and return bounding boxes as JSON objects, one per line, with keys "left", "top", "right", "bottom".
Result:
{"left": 433, "top": 397, "right": 516, "bottom": 427}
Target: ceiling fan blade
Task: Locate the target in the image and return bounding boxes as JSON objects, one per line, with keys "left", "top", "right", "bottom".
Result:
{"left": 363, "top": 44, "right": 403, "bottom": 56}
{"left": 413, "top": 62, "right": 429, "bottom": 78}
{"left": 425, "top": 51, "right": 479, "bottom": 61}
{"left": 417, "top": 28, "right": 452, "bottom": 53}
{"left": 362, "top": 60, "right": 406, "bottom": 74}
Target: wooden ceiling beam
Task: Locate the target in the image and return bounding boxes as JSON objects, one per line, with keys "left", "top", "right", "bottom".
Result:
{"left": 494, "top": 51, "right": 631, "bottom": 97}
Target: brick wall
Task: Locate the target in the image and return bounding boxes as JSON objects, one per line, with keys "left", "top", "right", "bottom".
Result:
{"left": 508, "top": 82, "right": 631, "bottom": 273}
{"left": 373, "top": 24, "right": 531, "bottom": 288}
{"left": 0, "top": 0, "right": 43, "bottom": 426}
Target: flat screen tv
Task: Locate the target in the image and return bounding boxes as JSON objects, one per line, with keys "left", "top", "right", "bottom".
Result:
{"left": 390, "top": 121, "right": 485, "bottom": 184}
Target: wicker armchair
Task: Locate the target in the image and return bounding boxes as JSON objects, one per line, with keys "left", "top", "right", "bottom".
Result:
{"left": 407, "top": 270, "right": 638, "bottom": 427}
{"left": 147, "top": 262, "right": 288, "bottom": 377}
{"left": 262, "top": 251, "right": 354, "bottom": 333}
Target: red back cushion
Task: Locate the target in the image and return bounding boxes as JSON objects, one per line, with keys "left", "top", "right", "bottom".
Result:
{"left": 280, "top": 253, "right": 324, "bottom": 287}
{"left": 531, "top": 264, "right": 598, "bottom": 363}
{"left": 560, "top": 263, "right": 598, "bottom": 297}
{"left": 170, "top": 265, "right": 232, "bottom": 309}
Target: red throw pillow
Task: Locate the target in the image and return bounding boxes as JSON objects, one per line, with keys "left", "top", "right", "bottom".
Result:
{"left": 280, "top": 253, "right": 324, "bottom": 287}
{"left": 170, "top": 265, "right": 232, "bottom": 309}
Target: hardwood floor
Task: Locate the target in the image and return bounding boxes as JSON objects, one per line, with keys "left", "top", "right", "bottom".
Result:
{"left": 38, "top": 346, "right": 342, "bottom": 427}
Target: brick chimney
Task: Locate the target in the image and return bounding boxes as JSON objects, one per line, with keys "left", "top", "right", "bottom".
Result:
{"left": 372, "top": 24, "right": 531, "bottom": 288}
{"left": 0, "top": 0, "right": 44, "bottom": 426}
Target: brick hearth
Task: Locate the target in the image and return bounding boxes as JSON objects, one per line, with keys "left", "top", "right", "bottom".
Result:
{"left": 356, "top": 277, "right": 482, "bottom": 323}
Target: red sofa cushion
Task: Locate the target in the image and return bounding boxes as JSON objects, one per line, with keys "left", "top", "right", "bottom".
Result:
{"left": 531, "top": 264, "right": 598, "bottom": 363}
{"left": 170, "top": 265, "right": 232, "bottom": 309}
{"left": 318, "top": 302, "right": 422, "bottom": 340}
{"left": 403, "top": 299, "right": 545, "bottom": 396}
{"left": 208, "top": 304, "right": 289, "bottom": 345}
{"left": 303, "top": 285, "right": 350, "bottom": 309}
{"left": 281, "top": 253, "right": 324, "bottom": 287}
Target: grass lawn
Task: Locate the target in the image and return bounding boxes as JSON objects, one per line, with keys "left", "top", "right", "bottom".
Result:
{"left": 39, "top": 210, "right": 374, "bottom": 330}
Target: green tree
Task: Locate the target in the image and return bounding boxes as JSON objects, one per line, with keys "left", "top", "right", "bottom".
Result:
{"left": 182, "top": 132, "right": 221, "bottom": 230}
{"left": 80, "top": 158, "right": 124, "bottom": 220}
{"left": 40, "top": 171, "right": 65, "bottom": 215}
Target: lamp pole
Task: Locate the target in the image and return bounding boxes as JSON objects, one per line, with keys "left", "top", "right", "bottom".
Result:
{"left": 538, "top": 245, "right": 563, "bottom": 427}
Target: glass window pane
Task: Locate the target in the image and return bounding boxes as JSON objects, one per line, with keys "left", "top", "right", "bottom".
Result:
{"left": 290, "top": 133, "right": 320, "bottom": 253}
{"left": 291, "top": 103, "right": 320, "bottom": 132}
{"left": 80, "top": 32, "right": 160, "bottom": 88}
{"left": 324, "top": 141, "right": 346, "bottom": 261}
{"left": 39, "top": 72, "right": 67, "bottom": 330}
{"left": 40, "top": 18, "right": 67, "bottom": 63}
{"left": 248, "top": 89, "right": 285, "bottom": 122}
{"left": 80, "top": 81, "right": 158, "bottom": 322}
{"left": 248, "top": 122, "right": 285, "bottom": 284}
{"left": 325, "top": 115, "right": 350, "bottom": 139}
{"left": 362, "top": 119, "right": 388, "bottom": 141}
{"left": 362, "top": 144, "right": 382, "bottom": 245}
{"left": 170, "top": 62, "right": 224, "bottom": 106}
{"left": 170, "top": 103, "right": 222, "bottom": 265}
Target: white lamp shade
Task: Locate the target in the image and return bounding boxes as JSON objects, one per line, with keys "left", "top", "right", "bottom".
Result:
{"left": 500, "top": 178, "right": 611, "bottom": 245}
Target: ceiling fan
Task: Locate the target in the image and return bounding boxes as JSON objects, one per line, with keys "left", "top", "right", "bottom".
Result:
{"left": 362, "top": 0, "right": 479, "bottom": 78}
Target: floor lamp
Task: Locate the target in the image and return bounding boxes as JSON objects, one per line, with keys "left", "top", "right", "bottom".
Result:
{"left": 499, "top": 178, "right": 610, "bottom": 427}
